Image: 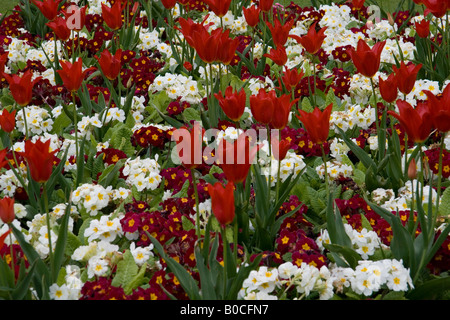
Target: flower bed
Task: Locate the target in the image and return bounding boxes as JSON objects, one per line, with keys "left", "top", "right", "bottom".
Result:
{"left": 0, "top": 0, "right": 450, "bottom": 301}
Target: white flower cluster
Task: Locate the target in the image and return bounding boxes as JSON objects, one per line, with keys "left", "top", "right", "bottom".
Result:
{"left": 7, "top": 38, "right": 32, "bottom": 65}
{"left": 49, "top": 265, "right": 83, "bottom": 300}
{"left": 150, "top": 73, "right": 202, "bottom": 104}
{"left": 16, "top": 105, "right": 54, "bottom": 135}
{"left": 72, "top": 183, "right": 113, "bottom": 216}
{"left": 330, "top": 259, "right": 414, "bottom": 296}
{"left": 123, "top": 95, "right": 147, "bottom": 127}
{"left": 238, "top": 262, "right": 334, "bottom": 300}
{"left": 316, "top": 160, "right": 353, "bottom": 180}
{"left": 122, "top": 156, "right": 162, "bottom": 192}
{"left": 0, "top": 168, "right": 27, "bottom": 198}
{"left": 265, "top": 151, "right": 307, "bottom": 187}
{"left": 204, "top": 11, "right": 248, "bottom": 35}
{"left": 84, "top": 214, "right": 123, "bottom": 243}
{"left": 316, "top": 224, "right": 386, "bottom": 260}
{"left": 330, "top": 104, "right": 376, "bottom": 132}
{"left": 329, "top": 138, "right": 351, "bottom": 161}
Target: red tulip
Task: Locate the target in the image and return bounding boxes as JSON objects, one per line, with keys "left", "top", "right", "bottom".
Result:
{"left": 0, "top": 52, "right": 9, "bottom": 75}
{"left": 0, "top": 229, "right": 11, "bottom": 250}
{"left": 270, "top": 94, "right": 299, "bottom": 129}
{"left": 279, "top": 66, "right": 304, "bottom": 92}
{"left": 214, "top": 86, "right": 246, "bottom": 122}
{"left": 203, "top": 0, "right": 232, "bottom": 17}
{"left": 161, "top": 0, "right": 177, "bottom": 9}
{"left": 352, "top": 0, "right": 366, "bottom": 10}
{"left": 289, "top": 21, "right": 327, "bottom": 55}
{"left": 347, "top": 39, "right": 386, "bottom": 78}
{"left": 296, "top": 103, "right": 333, "bottom": 145}
{"left": 95, "top": 48, "right": 123, "bottom": 81}
{"left": 263, "top": 45, "right": 288, "bottom": 66}
{"left": 0, "top": 148, "right": 8, "bottom": 171}
{"left": 392, "top": 61, "right": 422, "bottom": 95}
{"left": 217, "top": 133, "right": 260, "bottom": 184}
{"left": 2, "top": 70, "right": 42, "bottom": 107}
{"left": 207, "top": 181, "right": 235, "bottom": 226}
{"left": 259, "top": 0, "right": 274, "bottom": 12}
{"left": 176, "top": 17, "right": 212, "bottom": 48}
{"left": 173, "top": 122, "right": 204, "bottom": 170}
{"left": 423, "top": 83, "right": 450, "bottom": 132}
{"left": 101, "top": 1, "right": 125, "bottom": 30}
{"left": 46, "top": 16, "right": 71, "bottom": 41}
{"left": 422, "top": 0, "right": 449, "bottom": 18}
{"left": 0, "top": 197, "right": 15, "bottom": 224}
{"left": 215, "top": 31, "right": 240, "bottom": 65}
{"left": 266, "top": 18, "right": 295, "bottom": 48}
{"left": 0, "top": 109, "right": 16, "bottom": 133}
{"left": 16, "top": 138, "right": 59, "bottom": 183}
{"left": 243, "top": 5, "right": 261, "bottom": 28}
{"left": 271, "top": 136, "right": 291, "bottom": 161}
{"left": 387, "top": 100, "right": 433, "bottom": 143}
{"left": 57, "top": 58, "right": 96, "bottom": 92}
{"left": 378, "top": 74, "right": 398, "bottom": 103}
{"left": 250, "top": 88, "right": 276, "bottom": 124}
{"left": 32, "top": 0, "right": 60, "bottom": 21}
{"left": 415, "top": 19, "right": 430, "bottom": 38}
{"left": 63, "top": 4, "right": 87, "bottom": 32}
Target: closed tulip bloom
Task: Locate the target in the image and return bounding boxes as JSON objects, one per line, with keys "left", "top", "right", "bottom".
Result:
{"left": 378, "top": 74, "right": 398, "bottom": 103}
{"left": 423, "top": 83, "right": 450, "bottom": 132}
{"left": 161, "top": 0, "right": 177, "bottom": 9}
{"left": 289, "top": 21, "right": 327, "bottom": 55}
{"left": 203, "top": 0, "right": 232, "bottom": 17}
{"left": 392, "top": 61, "right": 422, "bottom": 95}
{"left": 347, "top": 39, "right": 386, "bottom": 78}
{"left": 57, "top": 58, "right": 96, "bottom": 92}
{"left": 95, "top": 48, "right": 123, "bottom": 81}
{"left": 352, "top": 0, "right": 366, "bottom": 10}
{"left": 280, "top": 66, "right": 304, "bottom": 92}
{"left": 177, "top": 17, "right": 212, "bottom": 48}
{"left": 0, "top": 197, "right": 15, "bottom": 224}
{"left": 101, "top": 1, "right": 124, "bottom": 30}
{"left": 63, "top": 4, "right": 87, "bottom": 32}
{"left": 263, "top": 45, "right": 288, "bottom": 66}
{"left": 16, "top": 138, "right": 59, "bottom": 183}
{"left": 250, "top": 88, "right": 276, "bottom": 124}
{"left": 243, "top": 5, "right": 261, "bottom": 28}
{"left": 271, "top": 136, "right": 291, "bottom": 161}
{"left": 0, "top": 109, "right": 16, "bottom": 133}
{"left": 207, "top": 181, "right": 235, "bottom": 226}
{"left": 266, "top": 18, "right": 295, "bottom": 48}
{"left": 173, "top": 122, "right": 204, "bottom": 170}
{"left": 2, "top": 70, "right": 42, "bottom": 107}
{"left": 32, "top": 0, "right": 60, "bottom": 21}
{"left": 387, "top": 100, "right": 433, "bottom": 143}
{"left": 190, "top": 27, "right": 221, "bottom": 64}
{"left": 46, "top": 16, "right": 71, "bottom": 41}
{"left": 216, "top": 31, "right": 240, "bottom": 65}
{"left": 259, "top": 0, "right": 274, "bottom": 12}
{"left": 270, "top": 94, "right": 299, "bottom": 129}
{"left": 217, "top": 133, "right": 260, "bottom": 184}
{"left": 214, "top": 86, "right": 246, "bottom": 122}
{"left": 296, "top": 103, "right": 333, "bottom": 145}
{"left": 415, "top": 19, "right": 430, "bottom": 38}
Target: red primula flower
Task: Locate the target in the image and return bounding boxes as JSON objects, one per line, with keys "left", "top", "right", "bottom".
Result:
{"left": 57, "top": 58, "right": 96, "bottom": 92}
{"left": 95, "top": 48, "right": 123, "bottom": 81}
{"left": 214, "top": 86, "right": 246, "bottom": 122}
{"left": 387, "top": 100, "right": 433, "bottom": 143}
{"left": 347, "top": 39, "right": 386, "bottom": 78}
{"left": 2, "top": 70, "right": 42, "bottom": 107}
{"left": 392, "top": 61, "right": 422, "bottom": 95}
{"left": 296, "top": 104, "right": 333, "bottom": 145}
{"left": 0, "top": 109, "right": 16, "bottom": 133}
{"left": 0, "top": 197, "right": 15, "bottom": 224}
{"left": 101, "top": 1, "right": 125, "bottom": 30}
{"left": 207, "top": 181, "right": 235, "bottom": 226}
{"left": 32, "top": 0, "right": 61, "bottom": 21}
{"left": 16, "top": 138, "right": 59, "bottom": 183}
{"left": 289, "top": 21, "right": 327, "bottom": 55}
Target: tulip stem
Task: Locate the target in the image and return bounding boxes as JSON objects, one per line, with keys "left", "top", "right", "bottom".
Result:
{"left": 221, "top": 226, "right": 228, "bottom": 299}
{"left": 8, "top": 227, "right": 15, "bottom": 280}
{"left": 191, "top": 168, "right": 201, "bottom": 239}
{"left": 72, "top": 92, "right": 79, "bottom": 188}
{"left": 321, "top": 144, "right": 329, "bottom": 195}
{"left": 21, "top": 105, "right": 29, "bottom": 139}
{"left": 436, "top": 134, "right": 445, "bottom": 217}
{"left": 43, "top": 183, "right": 54, "bottom": 278}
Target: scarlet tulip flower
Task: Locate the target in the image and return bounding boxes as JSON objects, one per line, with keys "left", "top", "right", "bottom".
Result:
{"left": 392, "top": 61, "right": 422, "bottom": 95}
{"left": 387, "top": 100, "right": 433, "bottom": 143}
{"left": 0, "top": 109, "right": 16, "bottom": 133}
{"left": 63, "top": 4, "right": 87, "bottom": 31}
{"left": 289, "top": 21, "right": 327, "bottom": 55}
{"left": 32, "top": 0, "right": 60, "bottom": 21}
{"left": 243, "top": 5, "right": 261, "bottom": 28}
{"left": 0, "top": 148, "right": 8, "bottom": 170}
{"left": 95, "top": 48, "right": 123, "bottom": 81}
{"left": 161, "top": 0, "right": 177, "bottom": 9}
{"left": 259, "top": 0, "right": 274, "bottom": 12}
{"left": 378, "top": 74, "right": 398, "bottom": 103}
{"left": 415, "top": 19, "right": 430, "bottom": 38}
{"left": 214, "top": 86, "right": 246, "bottom": 122}
{"left": 217, "top": 133, "right": 260, "bottom": 184}
{"left": 0, "top": 196, "right": 15, "bottom": 224}
{"left": 57, "top": 58, "right": 96, "bottom": 92}
{"left": 46, "top": 16, "right": 71, "bottom": 41}
{"left": 250, "top": 88, "right": 276, "bottom": 124}
{"left": 423, "top": 83, "right": 450, "bottom": 132}
{"left": 2, "top": 70, "right": 42, "bottom": 107}
{"left": 216, "top": 31, "right": 240, "bottom": 65}
{"left": 263, "top": 46, "right": 288, "bottom": 66}
{"left": 422, "top": 0, "right": 449, "bottom": 18}
{"left": 203, "top": 0, "right": 232, "bottom": 17}
{"left": 271, "top": 136, "right": 291, "bottom": 161}
{"left": 266, "top": 18, "right": 295, "bottom": 48}
{"left": 176, "top": 17, "right": 212, "bottom": 48}
{"left": 101, "top": 1, "right": 125, "bottom": 30}
{"left": 347, "top": 39, "right": 386, "bottom": 78}
{"left": 279, "top": 66, "right": 304, "bottom": 92}
{"left": 0, "top": 52, "right": 8, "bottom": 74}
{"left": 296, "top": 104, "right": 333, "bottom": 145}
{"left": 173, "top": 122, "right": 204, "bottom": 170}
{"left": 16, "top": 138, "right": 59, "bottom": 183}
{"left": 270, "top": 94, "right": 299, "bottom": 129}
{"left": 0, "top": 229, "right": 11, "bottom": 250}
{"left": 207, "top": 181, "right": 235, "bottom": 226}
{"left": 352, "top": 0, "right": 366, "bottom": 10}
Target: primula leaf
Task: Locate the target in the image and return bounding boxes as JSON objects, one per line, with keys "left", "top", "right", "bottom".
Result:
{"left": 111, "top": 250, "right": 138, "bottom": 290}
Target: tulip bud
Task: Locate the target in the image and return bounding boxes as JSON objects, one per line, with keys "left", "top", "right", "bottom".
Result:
{"left": 408, "top": 158, "right": 417, "bottom": 180}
